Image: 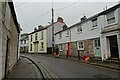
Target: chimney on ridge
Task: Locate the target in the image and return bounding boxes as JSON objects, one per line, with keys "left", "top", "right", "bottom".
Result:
{"left": 57, "top": 17, "right": 64, "bottom": 23}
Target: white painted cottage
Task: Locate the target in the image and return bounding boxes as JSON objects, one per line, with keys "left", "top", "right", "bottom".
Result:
{"left": 46, "top": 17, "right": 67, "bottom": 54}
{"left": 54, "top": 3, "right": 120, "bottom": 61}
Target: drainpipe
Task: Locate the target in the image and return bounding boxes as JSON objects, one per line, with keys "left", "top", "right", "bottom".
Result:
{"left": 69, "top": 29, "right": 71, "bottom": 57}
{"left": 17, "top": 34, "right": 20, "bottom": 62}
{"left": 4, "top": 39, "right": 9, "bottom": 79}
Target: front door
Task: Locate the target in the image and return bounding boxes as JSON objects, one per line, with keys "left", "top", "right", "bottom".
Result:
{"left": 94, "top": 38, "right": 101, "bottom": 57}
{"left": 67, "top": 42, "right": 70, "bottom": 57}
{"left": 109, "top": 35, "right": 119, "bottom": 58}
{"left": 34, "top": 43, "right": 38, "bottom": 53}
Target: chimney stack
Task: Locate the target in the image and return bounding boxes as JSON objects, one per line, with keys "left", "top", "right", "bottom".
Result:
{"left": 38, "top": 25, "right": 43, "bottom": 30}
{"left": 34, "top": 27, "right": 37, "bottom": 31}
{"left": 57, "top": 17, "right": 64, "bottom": 23}
{"left": 81, "top": 16, "right": 87, "bottom": 22}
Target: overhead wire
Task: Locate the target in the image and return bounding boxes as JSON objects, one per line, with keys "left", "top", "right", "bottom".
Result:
{"left": 15, "top": 2, "right": 28, "bottom": 8}
{"left": 22, "top": 9, "right": 51, "bottom": 27}
{"left": 21, "top": 0, "right": 80, "bottom": 27}
{"left": 55, "top": 0, "right": 80, "bottom": 11}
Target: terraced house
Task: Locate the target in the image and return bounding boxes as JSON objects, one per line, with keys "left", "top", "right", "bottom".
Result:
{"left": 20, "top": 33, "right": 29, "bottom": 53}
{"left": 28, "top": 25, "right": 47, "bottom": 54}
{"left": 54, "top": 3, "right": 120, "bottom": 61}
{"left": 0, "top": 1, "right": 20, "bottom": 79}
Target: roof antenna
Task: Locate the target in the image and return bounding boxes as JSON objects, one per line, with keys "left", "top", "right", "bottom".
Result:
{"left": 105, "top": 6, "right": 107, "bottom": 10}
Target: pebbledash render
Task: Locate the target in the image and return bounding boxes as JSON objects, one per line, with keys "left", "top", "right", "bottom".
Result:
{"left": 54, "top": 3, "right": 120, "bottom": 61}
{"left": 0, "top": 1, "right": 20, "bottom": 79}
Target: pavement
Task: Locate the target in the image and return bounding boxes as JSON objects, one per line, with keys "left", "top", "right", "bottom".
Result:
{"left": 41, "top": 54, "right": 120, "bottom": 72}
{"left": 6, "top": 57, "right": 43, "bottom": 79}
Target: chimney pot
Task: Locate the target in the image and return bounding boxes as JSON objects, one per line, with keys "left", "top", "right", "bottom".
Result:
{"left": 57, "top": 17, "right": 64, "bottom": 23}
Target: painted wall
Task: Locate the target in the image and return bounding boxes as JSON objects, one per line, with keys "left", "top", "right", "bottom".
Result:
{"left": 71, "top": 20, "right": 101, "bottom": 42}
{"left": 47, "top": 22, "right": 65, "bottom": 48}
{"left": 28, "top": 29, "right": 47, "bottom": 53}
{"left": 100, "top": 8, "right": 120, "bottom": 60}
{"left": 55, "top": 29, "right": 70, "bottom": 45}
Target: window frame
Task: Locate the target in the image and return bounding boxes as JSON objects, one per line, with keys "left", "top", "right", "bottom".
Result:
{"left": 66, "top": 30, "right": 69, "bottom": 37}
{"left": 41, "top": 42, "right": 44, "bottom": 50}
{"left": 94, "top": 38, "right": 100, "bottom": 47}
{"left": 77, "top": 41, "right": 84, "bottom": 50}
{"left": 106, "top": 11, "right": 115, "bottom": 24}
{"left": 24, "top": 40, "right": 26, "bottom": 44}
{"left": 59, "top": 32, "right": 62, "bottom": 39}
{"left": 30, "top": 44, "right": 32, "bottom": 51}
{"left": 31, "top": 35, "right": 32, "bottom": 42}
{"left": 59, "top": 44, "right": 63, "bottom": 51}
{"left": 35, "top": 33, "right": 38, "bottom": 41}
{"left": 92, "top": 18, "right": 98, "bottom": 28}
{"left": 41, "top": 31, "right": 44, "bottom": 40}
{"left": 77, "top": 25, "right": 82, "bottom": 33}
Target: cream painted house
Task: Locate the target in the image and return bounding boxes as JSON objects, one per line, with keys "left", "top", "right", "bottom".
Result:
{"left": 28, "top": 26, "right": 47, "bottom": 53}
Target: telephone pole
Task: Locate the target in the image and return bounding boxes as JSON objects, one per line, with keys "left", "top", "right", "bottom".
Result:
{"left": 52, "top": 8, "right": 54, "bottom": 54}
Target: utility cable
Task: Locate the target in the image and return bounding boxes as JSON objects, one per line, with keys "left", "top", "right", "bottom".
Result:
{"left": 15, "top": 2, "right": 28, "bottom": 8}
{"left": 55, "top": 0, "right": 80, "bottom": 11}
{"left": 22, "top": 9, "right": 51, "bottom": 27}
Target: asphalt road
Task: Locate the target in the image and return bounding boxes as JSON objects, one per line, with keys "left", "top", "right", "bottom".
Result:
{"left": 23, "top": 54, "right": 120, "bottom": 78}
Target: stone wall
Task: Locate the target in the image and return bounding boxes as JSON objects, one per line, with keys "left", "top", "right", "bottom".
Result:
{"left": 0, "top": 2, "right": 19, "bottom": 79}
{"left": 57, "top": 39, "right": 94, "bottom": 58}
{"left": 78, "top": 39, "right": 94, "bottom": 57}
{"left": 70, "top": 42, "right": 78, "bottom": 57}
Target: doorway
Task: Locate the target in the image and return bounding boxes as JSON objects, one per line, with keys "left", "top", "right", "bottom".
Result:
{"left": 108, "top": 35, "right": 119, "bottom": 58}
{"left": 67, "top": 42, "right": 70, "bottom": 58}
{"left": 34, "top": 43, "right": 38, "bottom": 53}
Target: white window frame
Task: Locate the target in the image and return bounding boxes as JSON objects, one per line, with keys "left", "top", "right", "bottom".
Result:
{"left": 106, "top": 11, "right": 115, "bottom": 24}
{"left": 77, "top": 41, "right": 84, "bottom": 50}
{"left": 59, "top": 44, "right": 63, "bottom": 51}
{"left": 59, "top": 33, "right": 62, "bottom": 39}
{"left": 31, "top": 35, "right": 32, "bottom": 42}
{"left": 66, "top": 30, "right": 69, "bottom": 37}
{"left": 30, "top": 44, "right": 32, "bottom": 51}
{"left": 41, "top": 31, "right": 44, "bottom": 40}
{"left": 35, "top": 33, "right": 38, "bottom": 41}
{"left": 41, "top": 42, "right": 44, "bottom": 50}
{"left": 77, "top": 25, "right": 82, "bottom": 33}
{"left": 92, "top": 18, "right": 97, "bottom": 28}
{"left": 21, "top": 41, "right": 23, "bottom": 44}
{"left": 24, "top": 40, "right": 26, "bottom": 44}
{"left": 94, "top": 38, "right": 100, "bottom": 47}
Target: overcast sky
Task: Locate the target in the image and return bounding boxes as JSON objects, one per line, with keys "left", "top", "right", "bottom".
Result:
{"left": 13, "top": 0, "right": 120, "bottom": 33}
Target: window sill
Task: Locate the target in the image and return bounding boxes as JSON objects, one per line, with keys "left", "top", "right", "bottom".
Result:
{"left": 40, "top": 49, "right": 44, "bottom": 51}
{"left": 91, "top": 27, "right": 98, "bottom": 30}
{"left": 66, "top": 35, "right": 69, "bottom": 37}
{"left": 78, "top": 48, "right": 84, "bottom": 50}
{"left": 77, "top": 32, "right": 82, "bottom": 34}
{"left": 104, "top": 23, "right": 118, "bottom": 28}
{"left": 60, "top": 50, "right": 63, "bottom": 51}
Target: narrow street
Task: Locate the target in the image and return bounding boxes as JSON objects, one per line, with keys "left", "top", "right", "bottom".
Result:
{"left": 22, "top": 54, "right": 119, "bottom": 78}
